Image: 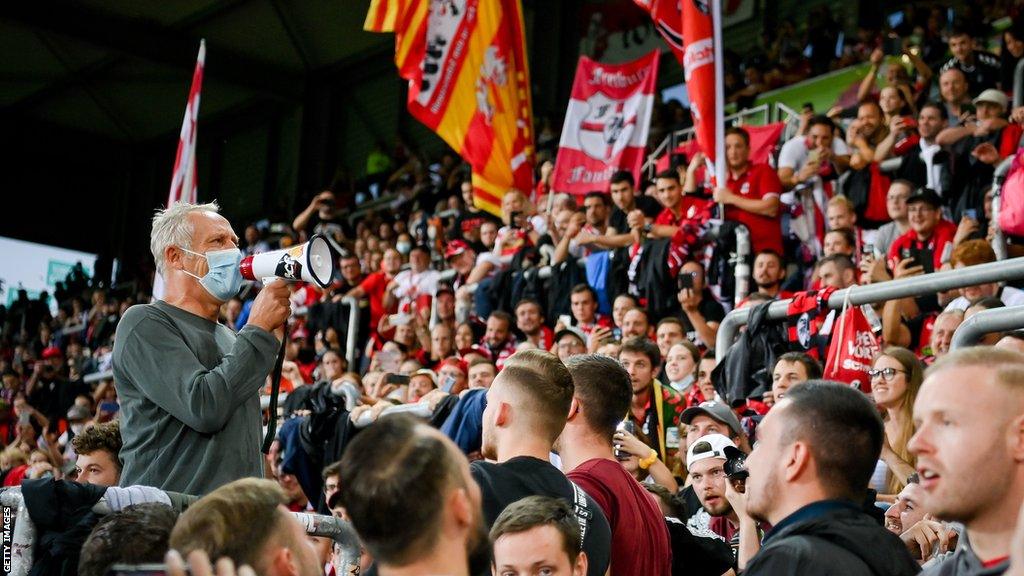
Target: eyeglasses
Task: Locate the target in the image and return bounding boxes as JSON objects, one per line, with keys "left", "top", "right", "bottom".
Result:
{"left": 868, "top": 367, "right": 907, "bottom": 381}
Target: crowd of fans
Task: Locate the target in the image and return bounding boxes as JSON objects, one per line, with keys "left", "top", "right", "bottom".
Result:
{"left": 4, "top": 3, "right": 1024, "bottom": 576}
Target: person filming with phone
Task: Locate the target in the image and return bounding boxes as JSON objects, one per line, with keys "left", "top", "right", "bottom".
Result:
{"left": 113, "top": 202, "right": 291, "bottom": 495}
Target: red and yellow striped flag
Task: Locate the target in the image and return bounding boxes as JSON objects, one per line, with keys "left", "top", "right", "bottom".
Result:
{"left": 365, "top": 0, "right": 534, "bottom": 216}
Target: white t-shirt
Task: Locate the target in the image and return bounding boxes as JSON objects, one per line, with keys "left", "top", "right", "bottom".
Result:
{"left": 778, "top": 136, "right": 852, "bottom": 253}
{"left": 944, "top": 285, "right": 1024, "bottom": 312}
{"left": 391, "top": 268, "right": 440, "bottom": 310}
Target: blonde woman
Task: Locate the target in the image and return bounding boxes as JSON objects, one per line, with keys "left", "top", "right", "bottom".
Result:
{"left": 870, "top": 346, "right": 924, "bottom": 495}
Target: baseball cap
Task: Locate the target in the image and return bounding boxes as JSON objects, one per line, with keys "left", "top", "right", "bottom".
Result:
{"left": 554, "top": 326, "right": 587, "bottom": 346}
{"left": 973, "top": 88, "right": 1009, "bottom": 110}
{"left": 412, "top": 369, "right": 438, "bottom": 386}
{"left": 41, "top": 346, "right": 63, "bottom": 360}
{"left": 905, "top": 187, "right": 942, "bottom": 208}
{"left": 680, "top": 401, "right": 744, "bottom": 439}
{"left": 445, "top": 240, "right": 471, "bottom": 260}
{"left": 686, "top": 433, "right": 737, "bottom": 468}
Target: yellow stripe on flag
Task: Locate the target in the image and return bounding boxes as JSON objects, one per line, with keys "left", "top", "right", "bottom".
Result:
{"left": 395, "top": 0, "right": 428, "bottom": 70}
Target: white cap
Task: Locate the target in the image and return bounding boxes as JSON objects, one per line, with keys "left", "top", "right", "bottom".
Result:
{"left": 686, "top": 433, "right": 737, "bottom": 469}
{"left": 973, "top": 88, "right": 1009, "bottom": 111}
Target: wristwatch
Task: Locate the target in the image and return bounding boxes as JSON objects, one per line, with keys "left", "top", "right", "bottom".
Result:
{"left": 642, "top": 223, "right": 653, "bottom": 234}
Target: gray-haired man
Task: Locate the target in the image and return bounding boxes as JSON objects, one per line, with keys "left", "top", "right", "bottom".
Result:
{"left": 113, "top": 201, "right": 290, "bottom": 494}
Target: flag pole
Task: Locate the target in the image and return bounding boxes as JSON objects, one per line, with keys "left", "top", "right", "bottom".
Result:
{"left": 711, "top": 0, "right": 726, "bottom": 218}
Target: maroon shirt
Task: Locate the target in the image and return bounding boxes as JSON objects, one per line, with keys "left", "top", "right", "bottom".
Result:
{"left": 568, "top": 458, "right": 672, "bottom": 576}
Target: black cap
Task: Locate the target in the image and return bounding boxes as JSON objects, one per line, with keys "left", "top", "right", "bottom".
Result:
{"left": 906, "top": 188, "right": 942, "bottom": 208}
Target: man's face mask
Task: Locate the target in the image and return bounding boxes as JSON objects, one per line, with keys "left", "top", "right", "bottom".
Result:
{"left": 179, "top": 246, "right": 243, "bottom": 302}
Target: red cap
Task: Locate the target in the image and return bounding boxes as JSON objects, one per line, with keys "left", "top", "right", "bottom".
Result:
{"left": 41, "top": 346, "right": 63, "bottom": 360}
{"left": 445, "top": 240, "right": 470, "bottom": 260}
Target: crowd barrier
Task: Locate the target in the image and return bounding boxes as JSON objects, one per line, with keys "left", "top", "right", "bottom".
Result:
{"left": 950, "top": 304, "right": 1024, "bottom": 349}
{"left": 0, "top": 485, "right": 361, "bottom": 576}
{"left": 714, "top": 256, "right": 1024, "bottom": 362}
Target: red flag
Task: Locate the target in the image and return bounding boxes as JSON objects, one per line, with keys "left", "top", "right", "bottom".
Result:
{"left": 633, "top": 0, "right": 684, "bottom": 63}
{"left": 365, "top": 0, "right": 534, "bottom": 217}
{"left": 551, "top": 51, "right": 660, "bottom": 195}
{"left": 168, "top": 40, "right": 205, "bottom": 207}
{"left": 682, "top": 0, "right": 720, "bottom": 165}
{"left": 156, "top": 40, "right": 204, "bottom": 300}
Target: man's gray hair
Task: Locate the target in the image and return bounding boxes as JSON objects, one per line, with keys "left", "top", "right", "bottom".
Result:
{"left": 151, "top": 201, "right": 221, "bottom": 276}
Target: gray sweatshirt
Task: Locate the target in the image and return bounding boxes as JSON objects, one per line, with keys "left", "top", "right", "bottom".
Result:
{"left": 112, "top": 300, "right": 279, "bottom": 495}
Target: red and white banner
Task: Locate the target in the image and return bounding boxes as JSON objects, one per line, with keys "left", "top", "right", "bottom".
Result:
{"left": 682, "top": 0, "right": 723, "bottom": 175}
{"left": 155, "top": 40, "right": 205, "bottom": 300}
{"left": 551, "top": 50, "right": 660, "bottom": 195}
{"left": 633, "top": 0, "right": 684, "bottom": 63}
{"left": 168, "top": 40, "right": 205, "bottom": 208}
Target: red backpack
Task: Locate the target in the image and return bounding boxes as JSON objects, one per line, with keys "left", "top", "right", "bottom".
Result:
{"left": 999, "top": 147, "right": 1024, "bottom": 237}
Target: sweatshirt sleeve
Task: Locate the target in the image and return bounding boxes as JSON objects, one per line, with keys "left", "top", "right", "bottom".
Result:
{"left": 114, "top": 309, "right": 279, "bottom": 434}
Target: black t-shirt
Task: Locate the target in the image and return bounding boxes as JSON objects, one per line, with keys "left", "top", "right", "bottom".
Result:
{"left": 610, "top": 195, "right": 663, "bottom": 233}
{"left": 450, "top": 209, "right": 502, "bottom": 249}
{"left": 471, "top": 456, "right": 612, "bottom": 576}
{"left": 679, "top": 293, "right": 727, "bottom": 348}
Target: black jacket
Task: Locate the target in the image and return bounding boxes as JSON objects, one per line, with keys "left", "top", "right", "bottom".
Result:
{"left": 745, "top": 501, "right": 920, "bottom": 576}
{"left": 713, "top": 302, "right": 794, "bottom": 404}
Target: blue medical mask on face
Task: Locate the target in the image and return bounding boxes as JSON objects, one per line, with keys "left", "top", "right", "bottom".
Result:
{"left": 180, "top": 247, "right": 243, "bottom": 302}
{"left": 396, "top": 241, "right": 412, "bottom": 255}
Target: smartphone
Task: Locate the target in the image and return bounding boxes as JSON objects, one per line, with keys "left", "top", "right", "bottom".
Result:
{"left": 558, "top": 314, "right": 572, "bottom": 328}
{"left": 100, "top": 401, "right": 120, "bottom": 414}
{"left": 883, "top": 34, "right": 902, "bottom": 56}
{"left": 964, "top": 208, "right": 978, "bottom": 220}
{"left": 807, "top": 148, "right": 821, "bottom": 164}
{"left": 677, "top": 271, "right": 695, "bottom": 291}
{"left": 509, "top": 211, "right": 523, "bottom": 229}
{"left": 802, "top": 102, "right": 814, "bottom": 113}
{"left": 961, "top": 103, "right": 976, "bottom": 116}
{"left": 385, "top": 374, "right": 411, "bottom": 385}
{"left": 18, "top": 412, "right": 30, "bottom": 426}
{"left": 861, "top": 243, "right": 875, "bottom": 257}
{"left": 441, "top": 375, "right": 457, "bottom": 393}
{"left": 390, "top": 313, "right": 411, "bottom": 326}
{"left": 613, "top": 420, "right": 636, "bottom": 461}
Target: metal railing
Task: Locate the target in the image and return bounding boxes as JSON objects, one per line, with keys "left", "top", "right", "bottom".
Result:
{"left": 715, "top": 257, "right": 1024, "bottom": 362}
{"left": 950, "top": 305, "right": 1024, "bottom": 349}
{"left": 0, "top": 485, "right": 362, "bottom": 576}
{"left": 642, "top": 103, "right": 773, "bottom": 178}
{"left": 992, "top": 156, "right": 1014, "bottom": 261}
{"left": 352, "top": 402, "right": 433, "bottom": 428}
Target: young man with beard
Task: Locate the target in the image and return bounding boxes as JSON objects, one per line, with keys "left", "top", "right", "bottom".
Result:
{"left": 741, "top": 381, "right": 919, "bottom": 574}
{"left": 909, "top": 348, "right": 1024, "bottom": 575}
{"left": 687, "top": 127, "right": 784, "bottom": 255}
{"left": 557, "top": 354, "right": 672, "bottom": 576}
{"left": 474, "top": 349, "right": 612, "bottom": 576}
{"left": 481, "top": 311, "right": 517, "bottom": 369}
{"left": 884, "top": 103, "right": 951, "bottom": 197}
{"left": 748, "top": 251, "right": 790, "bottom": 301}
{"left": 888, "top": 188, "right": 957, "bottom": 274}
{"left": 515, "top": 298, "right": 554, "bottom": 351}
{"left": 619, "top": 338, "right": 685, "bottom": 466}
{"left": 339, "top": 414, "right": 492, "bottom": 576}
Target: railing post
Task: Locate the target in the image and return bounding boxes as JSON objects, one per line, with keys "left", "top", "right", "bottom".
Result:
{"left": 341, "top": 296, "right": 360, "bottom": 371}
{"left": 992, "top": 156, "right": 1014, "bottom": 261}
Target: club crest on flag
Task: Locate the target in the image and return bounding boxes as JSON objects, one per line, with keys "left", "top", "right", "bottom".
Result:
{"left": 578, "top": 92, "right": 638, "bottom": 161}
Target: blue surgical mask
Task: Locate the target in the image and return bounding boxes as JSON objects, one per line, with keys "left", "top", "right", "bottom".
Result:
{"left": 396, "top": 241, "right": 412, "bottom": 255}
{"left": 180, "top": 247, "right": 243, "bottom": 302}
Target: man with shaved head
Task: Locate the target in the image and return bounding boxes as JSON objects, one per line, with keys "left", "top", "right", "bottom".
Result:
{"left": 910, "top": 348, "right": 1024, "bottom": 574}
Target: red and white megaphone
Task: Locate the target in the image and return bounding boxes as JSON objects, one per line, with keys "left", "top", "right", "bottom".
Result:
{"left": 239, "top": 234, "right": 334, "bottom": 289}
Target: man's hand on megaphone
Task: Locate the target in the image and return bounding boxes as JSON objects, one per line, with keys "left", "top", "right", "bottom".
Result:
{"left": 248, "top": 279, "right": 291, "bottom": 339}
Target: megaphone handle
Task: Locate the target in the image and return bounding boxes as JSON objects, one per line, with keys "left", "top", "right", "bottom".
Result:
{"left": 262, "top": 276, "right": 280, "bottom": 285}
